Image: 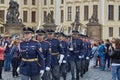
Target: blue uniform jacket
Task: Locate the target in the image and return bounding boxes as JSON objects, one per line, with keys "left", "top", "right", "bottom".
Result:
{"left": 46, "top": 38, "right": 63, "bottom": 67}
{"left": 69, "top": 38, "right": 83, "bottom": 61}
{"left": 60, "top": 40, "right": 68, "bottom": 62}
{"left": 20, "top": 39, "right": 45, "bottom": 76}
{"left": 85, "top": 42, "right": 92, "bottom": 58}
{"left": 39, "top": 41, "right": 51, "bottom": 68}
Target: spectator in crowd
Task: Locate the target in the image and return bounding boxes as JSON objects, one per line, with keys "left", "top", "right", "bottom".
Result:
{"left": 0, "top": 36, "right": 7, "bottom": 80}
{"left": 10, "top": 39, "right": 20, "bottom": 78}
{"left": 98, "top": 40, "right": 106, "bottom": 71}
{"left": 91, "top": 41, "right": 99, "bottom": 68}
{"left": 109, "top": 38, "right": 120, "bottom": 80}
{"left": 104, "top": 39, "right": 111, "bottom": 70}
{"left": 4, "top": 35, "right": 13, "bottom": 71}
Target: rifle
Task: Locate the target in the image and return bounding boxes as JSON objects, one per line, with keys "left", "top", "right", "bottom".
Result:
{"left": 69, "top": 22, "right": 76, "bottom": 51}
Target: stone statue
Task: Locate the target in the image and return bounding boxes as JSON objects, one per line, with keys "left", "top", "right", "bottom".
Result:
{"left": 6, "top": 0, "right": 21, "bottom": 23}
{"left": 89, "top": 12, "right": 98, "bottom": 23}
{"left": 46, "top": 13, "right": 54, "bottom": 23}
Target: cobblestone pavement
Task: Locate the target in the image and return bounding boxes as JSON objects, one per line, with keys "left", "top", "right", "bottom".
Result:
{"left": 2, "top": 62, "right": 112, "bottom": 80}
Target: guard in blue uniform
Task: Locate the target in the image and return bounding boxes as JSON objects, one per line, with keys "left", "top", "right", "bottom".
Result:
{"left": 36, "top": 29, "right": 51, "bottom": 80}
{"left": 45, "top": 29, "right": 64, "bottom": 80}
{"left": 57, "top": 32, "right": 68, "bottom": 80}
{"left": 19, "top": 27, "right": 45, "bottom": 80}
{"left": 85, "top": 36, "right": 92, "bottom": 72}
{"left": 68, "top": 30, "right": 83, "bottom": 80}
{"left": 79, "top": 35, "right": 87, "bottom": 77}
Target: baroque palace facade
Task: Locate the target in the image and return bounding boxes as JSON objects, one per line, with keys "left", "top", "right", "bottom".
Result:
{"left": 0, "top": 0, "right": 120, "bottom": 39}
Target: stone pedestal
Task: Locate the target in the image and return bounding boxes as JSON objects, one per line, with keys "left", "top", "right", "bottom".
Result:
{"left": 42, "top": 23, "right": 57, "bottom": 31}
{"left": 4, "top": 23, "right": 24, "bottom": 36}
{"left": 86, "top": 22, "right": 102, "bottom": 39}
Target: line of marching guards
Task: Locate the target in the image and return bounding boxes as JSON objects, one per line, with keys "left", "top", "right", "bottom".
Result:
{"left": 0, "top": 27, "right": 93, "bottom": 80}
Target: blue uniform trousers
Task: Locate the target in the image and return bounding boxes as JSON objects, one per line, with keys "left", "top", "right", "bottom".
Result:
{"left": 60, "top": 63, "right": 67, "bottom": 80}
{"left": 51, "top": 65, "right": 60, "bottom": 80}
{"left": 21, "top": 74, "right": 40, "bottom": 80}
{"left": 42, "top": 71, "right": 51, "bottom": 80}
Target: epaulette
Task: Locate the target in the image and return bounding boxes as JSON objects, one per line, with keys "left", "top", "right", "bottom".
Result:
{"left": 43, "top": 40, "right": 50, "bottom": 44}
{"left": 53, "top": 38, "right": 58, "bottom": 41}
{"left": 44, "top": 38, "right": 48, "bottom": 41}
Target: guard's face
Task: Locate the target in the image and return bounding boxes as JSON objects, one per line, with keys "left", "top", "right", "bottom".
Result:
{"left": 58, "top": 36, "right": 63, "bottom": 40}
{"left": 47, "top": 33, "right": 54, "bottom": 39}
{"left": 24, "top": 32, "right": 33, "bottom": 39}
{"left": 37, "top": 34, "right": 44, "bottom": 41}
{"left": 72, "top": 33, "right": 78, "bottom": 38}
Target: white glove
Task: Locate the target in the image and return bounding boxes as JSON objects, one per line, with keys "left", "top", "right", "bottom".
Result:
{"left": 79, "top": 56, "right": 82, "bottom": 59}
{"left": 58, "top": 54, "right": 64, "bottom": 65}
{"left": 86, "top": 57, "right": 89, "bottom": 60}
{"left": 62, "top": 60, "right": 67, "bottom": 63}
{"left": 40, "top": 70, "right": 44, "bottom": 77}
{"left": 46, "top": 67, "right": 50, "bottom": 71}
{"left": 17, "top": 67, "right": 20, "bottom": 73}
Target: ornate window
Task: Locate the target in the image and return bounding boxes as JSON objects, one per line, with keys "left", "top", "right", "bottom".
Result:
{"left": 84, "top": 6, "right": 89, "bottom": 20}
{"left": 108, "top": 5, "right": 114, "bottom": 20}
{"left": 93, "top": 5, "right": 98, "bottom": 18}
{"left": 118, "top": 6, "right": 120, "bottom": 20}
{"left": 23, "top": 11, "right": 28, "bottom": 22}
{"left": 68, "top": 6, "right": 72, "bottom": 21}
{"left": 51, "top": 0, "right": 53, "bottom": 5}
{"left": 109, "top": 27, "right": 113, "bottom": 37}
{"left": 61, "top": 0, "right": 64, "bottom": 4}
{"left": 0, "top": 10, "right": 5, "bottom": 20}
{"left": 0, "top": 0, "right": 4, "bottom": 4}
{"left": 61, "top": 10, "right": 64, "bottom": 23}
{"left": 31, "top": 11, "right": 36, "bottom": 22}
{"left": 32, "top": 0, "right": 36, "bottom": 5}
{"left": 44, "top": 0, "right": 47, "bottom": 5}
{"left": 24, "top": 0, "right": 27, "bottom": 5}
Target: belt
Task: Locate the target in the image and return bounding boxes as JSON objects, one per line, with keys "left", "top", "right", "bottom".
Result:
{"left": 73, "top": 51, "right": 79, "bottom": 53}
{"left": 22, "top": 58, "right": 38, "bottom": 62}
{"left": 51, "top": 53, "right": 59, "bottom": 55}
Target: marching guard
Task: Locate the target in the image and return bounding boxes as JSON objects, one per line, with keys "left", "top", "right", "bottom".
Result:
{"left": 57, "top": 32, "right": 68, "bottom": 80}
{"left": 19, "top": 27, "right": 45, "bottom": 80}
{"left": 68, "top": 30, "right": 83, "bottom": 80}
{"left": 36, "top": 29, "right": 51, "bottom": 80}
{"left": 45, "top": 29, "right": 64, "bottom": 80}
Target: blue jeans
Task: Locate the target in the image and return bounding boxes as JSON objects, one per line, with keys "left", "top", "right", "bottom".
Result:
{"left": 105, "top": 55, "right": 110, "bottom": 69}
{"left": 4, "top": 53, "right": 11, "bottom": 71}
{"left": 117, "top": 66, "right": 120, "bottom": 80}
{"left": 111, "top": 66, "right": 120, "bottom": 80}
{"left": 100, "top": 56, "right": 105, "bottom": 71}
{"left": 21, "top": 74, "right": 40, "bottom": 80}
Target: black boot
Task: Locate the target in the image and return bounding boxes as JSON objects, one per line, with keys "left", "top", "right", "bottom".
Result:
{"left": 80, "top": 74, "right": 83, "bottom": 78}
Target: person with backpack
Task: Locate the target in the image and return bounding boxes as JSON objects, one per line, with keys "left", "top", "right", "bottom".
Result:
{"left": 91, "top": 41, "right": 99, "bottom": 68}
{"left": 98, "top": 40, "right": 106, "bottom": 71}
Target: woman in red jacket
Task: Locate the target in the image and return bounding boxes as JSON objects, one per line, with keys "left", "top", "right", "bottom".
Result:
{"left": 0, "top": 37, "right": 7, "bottom": 79}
